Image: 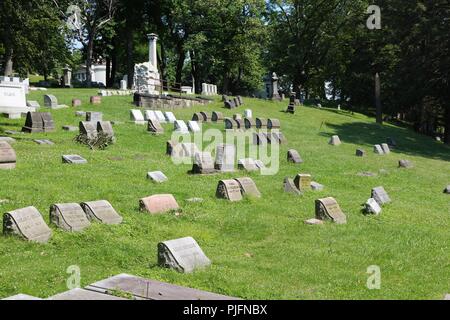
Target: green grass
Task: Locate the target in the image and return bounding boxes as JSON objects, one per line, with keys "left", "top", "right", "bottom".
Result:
{"left": 0, "top": 89, "right": 449, "bottom": 300}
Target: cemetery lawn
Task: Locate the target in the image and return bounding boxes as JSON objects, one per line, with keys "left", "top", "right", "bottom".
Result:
{"left": 0, "top": 89, "right": 449, "bottom": 300}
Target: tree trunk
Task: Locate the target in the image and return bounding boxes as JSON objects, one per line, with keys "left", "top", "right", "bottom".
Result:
{"left": 175, "top": 43, "right": 186, "bottom": 90}
{"left": 125, "top": 25, "right": 134, "bottom": 89}
{"left": 375, "top": 73, "right": 383, "bottom": 124}
{"left": 111, "top": 45, "right": 117, "bottom": 88}
{"left": 190, "top": 50, "right": 199, "bottom": 94}
{"left": 3, "top": 47, "right": 13, "bottom": 76}
{"left": 444, "top": 107, "right": 450, "bottom": 144}
{"left": 106, "top": 57, "right": 111, "bottom": 88}
{"left": 86, "top": 28, "right": 96, "bottom": 87}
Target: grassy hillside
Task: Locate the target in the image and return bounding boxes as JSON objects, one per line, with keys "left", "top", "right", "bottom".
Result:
{"left": 0, "top": 89, "right": 448, "bottom": 300}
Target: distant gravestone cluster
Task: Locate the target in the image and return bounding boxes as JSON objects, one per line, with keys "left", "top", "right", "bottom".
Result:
{"left": 223, "top": 95, "right": 244, "bottom": 109}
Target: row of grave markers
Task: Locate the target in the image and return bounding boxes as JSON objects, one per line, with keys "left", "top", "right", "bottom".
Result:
{"left": 223, "top": 95, "right": 244, "bottom": 109}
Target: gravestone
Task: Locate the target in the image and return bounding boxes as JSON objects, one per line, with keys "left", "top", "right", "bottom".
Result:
{"left": 374, "top": 144, "right": 384, "bottom": 154}
{"left": 237, "top": 96, "right": 243, "bottom": 106}
{"left": 62, "top": 155, "right": 88, "bottom": 164}
{"left": 158, "top": 237, "right": 211, "bottom": 273}
{"left": 224, "top": 100, "right": 235, "bottom": 109}
{"left": 215, "top": 144, "right": 236, "bottom": 172}
{"left": 130, "top": 109, "right": 145, "bottom": 125}
{"left": 174, "top": 120, "right": 189, "bottom": 134}
{"left": 286, "top": 103, "right": 295, "bottom": 114}
{"left": 72, "top": 99, "right": 82, "bottom": 107}
{"left": 81, "top": 200, "right": 123, "bottom": 224}
{"left": 244, "top": 118, "right": 255, "bottom": 129}
{"left": 192, "top": 152, "right": 215, "bottom": 174}
{"left": 356, "top": 149, "right": 366, "bottom": 157}
{"left": 144, "top": 110, "right": 157, "bottom": 121}
{"left": 253, "top": 132, "right": 267, "bottom": 145}
{"left": 233, "top": 114, "right": 242, "bottom": 121}
{"left": 181, "top": 143, "right": 199, "bottom": 158}
{"left": 97, "top": 121, "right": 115, "bottom": 139}
{"left": 233, "top": 97, "right": 240, "bottom": 107}
{"left": 234, "top": 118, "right": 244, "bottom": 129}
{"left": 50, "top": 203, "right": 91, "bottom": 232}
{"left": 120, "top": 79, "right": 127, "bottom": 91}
{"left": 34, "top": 139, "right": 54, "bottom": 145}
{"left": 79, "top": 121, "right": 98, "bottom": 139}
{"left": 315, "top": 197, "right": 347, "bottom": 224}
{"left": 90, "top": 96, "right": 101, "bottom": 104}
{"left": 147, "top": 171, "right": 168, "bottom": 183}
{"left": 267, "top": 119, "right": 280, "bottom": 130}
{"left": 371, "top": 186, "right": 391, "bottom": 205}
{"left": 287, "top": 149, "right": 303, "bottom": 163}
{"left": 381, "top": 143, "right": 391, "bottom": 154}
{"left": 271, "top": 131, "right": 287, "bottom": 144}
{"left": 304, "top": 218, "right": 324, "bottom": 225}
{"left": 238, "top": 158, "right": 259, "bottom": 171}
{"left": 164, "top": 112, "right": 176, "bottom": 123}
{"left": 364, "top": 198, "right": 382, "bottom": 215}
{"left": 166, "top": 140, "right": 177, "bottom": 156}
{"left": 192, "top": 112, "right": 203, "bottom": 122}
{"left": 294, "top": 174, "right": 312, "bottom": 192}
{"left": 200, "top": 112, "right": 210, "bottom": 122}
{"left": 256, "top": 118, "right": 267, "bottom": 129}
{"left": 211, "top": 111, "right": 223, "bottom": 122}
{"left": 139, "top": 194, "right": 180, "bottom": 214}
{"left": 444, "top": 186, "right": 450, "bottom": 194}
{"left": 234, "top": 177, "right": 261, "bottom": 198}
{"left": 44, "top": 94, "right": 58, "bottom": 108}
{"left": 244, "top": 109, "right": 252, "bottom": 118}
{"left": 329, "top": 135, "right": 341, "bottom": 146}
{"left": 188, "top": 121, "right": 201, "bottom": 133}
{"left": 399, "top": 160, "right": 413, "bottom": 168}
{"left": 148, "top": 119, "right": 164, "bottom": 134}
{"left": 155, "top": 111, "right": 166, "bottom": 123}
{"left": 311, "top": 181, "right": 324, "bottom": 191}
{"left": 3, "top": 206, "right": 52, "bottom": 243}
{"left": 41, "top": 112, "right": 55, "bottom": 132}
{"left": 0, "top": 141, "right": 16, "bottom": 169}
{"left": 224, "top": 118, "right": 234, "bottom": 129}
{"left": 27, "top": 101, "right": 40, "bottom": 109}
{"left": 216, "top": 179, "right": 243, "bottom": 201}
{"left": 22, "top": 112, "right": 44, "bottom": 133}
{"left": 254, "top": 159, "right": 266, "bottom": 170}
{"left": 86, "top": 111, "right": 103, "bottom": 122}
{"left": 222, "top": 95, "right": 228, "bottom": 102}
{"left": 284, "top": 177, "right": 302, "bottom": 195}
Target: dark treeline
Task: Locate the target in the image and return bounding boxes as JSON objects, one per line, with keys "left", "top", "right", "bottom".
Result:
{"left": 0, "top": 0, "right": 449, "bottom": 143}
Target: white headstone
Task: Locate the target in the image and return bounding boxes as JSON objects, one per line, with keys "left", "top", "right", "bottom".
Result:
{"left": 174, "top": 120, "right": 189, "bottom": 134}
{"left": 164, "top": 112, "right": 176, "bottom": 123}
{"left": 120, "top": 80, "right": 127, "bottom": 90}
{"left": 144, "top": 110, "right": 157, "bottom": 121}
{"left": 365, "top": 198, "right": 382, "bottom": 215}
{"left": 155, "top": 111, "right": 166, "bottom": 123}
{"left": 188, "top": 121, "right": 201, "bottom": 132}
{"left": 130, "top": 109, "right": 145, "bottom": 124}
{"left": 244, "top": 109, "right": 252, "bottom": 118}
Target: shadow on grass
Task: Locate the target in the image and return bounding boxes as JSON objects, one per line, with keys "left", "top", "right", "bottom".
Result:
{"left": 322, "top": 121, "right": 450, "bottom": 162}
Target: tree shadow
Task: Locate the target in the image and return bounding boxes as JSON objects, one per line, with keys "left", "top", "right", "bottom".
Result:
{"left": 323, "top": 121, "right": 450, "bottom": 162}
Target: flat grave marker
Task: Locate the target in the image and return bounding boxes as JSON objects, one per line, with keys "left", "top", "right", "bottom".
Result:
{"left": 90, "top": 96, "right": 102, "bottom": 104}
{"left": 147, "top": 171, "right": 168, "bottom": 183}
{"left": 311, "top": 181, "right": 324, "bottom": 191}
{"left": 140, "top": 194, "right": 180, "bottom": 214}
{"left": 62, "top": 154, "right": 87, "bottom": 164}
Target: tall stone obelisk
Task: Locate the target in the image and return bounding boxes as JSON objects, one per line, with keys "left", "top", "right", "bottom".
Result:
{"left": 148, "top": 33, "right": 158, "bottom": 70}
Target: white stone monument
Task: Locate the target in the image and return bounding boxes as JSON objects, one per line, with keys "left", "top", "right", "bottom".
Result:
{"left": 0, "top": 77, "right": 34, "bottom": 118}
{"left": 133, "top": 34, "right": 161, "bottom": 94}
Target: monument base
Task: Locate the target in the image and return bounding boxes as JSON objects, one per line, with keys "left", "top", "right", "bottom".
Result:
{"left": 134, "top": 93, "right": 212, "bottom": 109}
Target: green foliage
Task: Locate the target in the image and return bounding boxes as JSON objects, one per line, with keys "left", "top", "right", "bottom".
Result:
{"left": 74, "top": 132, "right": 115, "bottom": 150}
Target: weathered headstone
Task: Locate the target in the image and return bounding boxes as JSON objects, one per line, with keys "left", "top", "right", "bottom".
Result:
{"left": 234, "top": 118, "right": 244, "bottom": 129}
{"left": 253, "top": 132, "right": 267, "bottom": 145}
{"left": 244, "top": 109, "right": 252, "bottom": 118}
{"left": 329, "top": 135, "right": 341, "bottom": 146}
{"left": 200, "top": 111, "right": 210, "bottom": 122}
{"left": 234, "top": 177, "right": 261, "bottom": 198}
{"left": 147, "top": 171, "right": 168, "bottom": 183}
{"left": 284, "top": 177, "right": 302, "bottom": 195}
{"left": 267, "top": 119, "right": 280, "bottom": 130}
{"left": 374, "top": 144, "right": 384, "bottom": 154}
{"left": 311, "top": 181, "right": 324, "bottom": 191}
{"left": 216, "top": 179, "right": 243, "bottom": 201}
{"left": 97, "top": 121, "right": 115, "bottom": 139}
{"left": 294, "top": 174, "right": 312, "bottom": 192}
{"left": 80, "top": 200, "right": 123, "bottom": 224}
{"left": 44, "top": 94, "right": 58, "bottom": 108}
{"left": 155, "top": 111, "right": 166, "bottom": 123}
{"left": 144, "top": 110, "right": 158, "bottom": 121}
{"left": 3, "top": 206, "right": 52, "bottom": 243}
{"left": 315, "top": 197, "right": 347, "bottom": 224}
{"left": 79, "top": 121, "right": 98, "bottom": 139}
{"left": 356, "top": 149, "right": 366, "bottom": 157}
{"left": 174, "top": 120, "right": 189, "bottom": 134}
{"left": 86, "top": 111, "right": 103, "bottom": 122}
{"left": 211, "top": 111, "right": 223, "bottom": 122}
{"left": 164, "top": 112, "right": 176, "bottom": 123}
{"left": 192, "top": 152, "right": 215, "bottom": 174}
{"left": 72, "top": 99, "right": 82, "bottom": 107}
{"left": 256, "top": 118, "right": 267, "bottom": 129}
{"left": 443, "top": 186, "right": 450, "bottom": 194}
{"left": 22, "top": 112, "right": 44, "bottom": 133}
{"left": 244, "top": 118, "right": 255, "bottom": 129}
{"left": 364, "top": 198, "right": 382, "bottom": 215}
{"left": 148, "top": 119, "right": 164, "bottom": 134}
{"left": 62, "top": 154, "right": 88, "bottom": 164}
{"left": 158, "top": 237, "right": 211, "bottom": 273}
{"left": 215, "top": 144, "right": 235, "bottom": 172}
{"left": 50, "top": 203, "right": 91, "bottom": 232}
{"left": 238, "top": 158, "right": 259, "bottom": 171}
{"left": 371, "top": 186, "right": 391, "bottom": 205}
{"left": 287, "top": 149, "right": 303, "bottom": 164}
{"left": 130, "top": 109, "right": 145, "bottom": 125}
{"left": 192, "top": 112, "right": 203, "bottom": 122}
{"left": 90, "top": 96, "right": 102, "bottom": 104}
{"left": 27, "top": 101, "right": 40, "bottom": 109}
{"left": 381, "top": 143, "right": 391, "bottom": 154}
{"left": 41, "top": 112, "right": 55, "bottom": 132}
{"left": 188, "top": 121, "right": 201, "bottom": 133}
{"left": 0, "top": 141, "right": 16, "bottom": 169}
{"left": 399, "top": 160, "right": 413, "bottom": 168}
{"left": 166, "top": 140, "right": 177, "bottom": 156}
{"left": 139, "top": 194, "right": 180, "bottom": 214}
{"left": 224, "top": 118, "right": 234, "bottom": 129}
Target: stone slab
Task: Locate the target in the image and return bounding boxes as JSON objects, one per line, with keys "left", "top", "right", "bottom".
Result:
{"left": 3, "top": 206, "right": 52, "bottom": 243}
{"left": 315, "top": 197, "right": 347, "bottom": 224}
{"left": 50, "top": 203, "right": 91, "bottom": 232}
{"left": 216, "top": 179, "right": 243, "bottom": 201}
{"left": 234, "top": 177, "right": 261, "bottom": 198}
{"left": 147, "top": 171, "right": 168, "bottom": 183}
{"left": 238, "top": 158, "right": 259, "bottom": 171}
{"left": 49, "top": 288, "right": 126, "bottom": 300}
{"left": 371, "top": 186, "right": 391, "bottom": 205}
{"left": 287, "top": 149, "right": 303, "bottom": 164}
{"left": 364, "top": 198, "right": 382, "bottom": 215}
{"left": 62, "top": 154, "right": 87, "bottom": 164}
{"left": 140, "top": 194, "right": 180, "bottom": 214}
{"left": 81, "top": 200, "right": 123, "bottom": 225}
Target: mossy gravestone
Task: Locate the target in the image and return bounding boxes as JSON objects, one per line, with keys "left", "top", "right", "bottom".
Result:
{"left": 284, "top": 177, "right": 302, "bottom": 195}
{"left": 294, "top": 174, "right": 312, "bottom": 192}
{"left": 81, "top": 200, "right": 123, "bottom": 224}
{"left": 148, "top": 119, "right": 164, "bottom": 134}
{"left": 3, "top": 206, "right": 52, "bottom": 243}
{"left": 50, "top": 203, "right": 91, "bottom": 232}
{"left": 216, "top": 180, "right": 243, "bottom": 201}
{"left": 315, "top": 197, "right": 347, "bottom": 224}
{"left": 139, "top": 194, "right": 180, "bottom": 214}
{"left": 287, "top": 149, "right": 303, "bottom": 163}
{"left": 192, "top": 152, "right": 215, "bottom": 174}
{"left": 235, "top": 177, "right": 261, "bottom": 198}
{"left": 158, "top": 237, "right": 211, "bottom": 273}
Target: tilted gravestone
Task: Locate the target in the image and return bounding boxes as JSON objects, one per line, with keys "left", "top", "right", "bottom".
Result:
{"left": 238, "top": 158, "right": 259, "bottom": 171}
{"left": 174, "top": 120, "right": 189, "bottom": 134}
{"left": 364, "top": 198, "right": 382, "bottom": 215}
{"left": 188, "top": 121, "right": 201, "bottom": 133}
{"left": 81, "top": 200, "right": 123, "bottom": 225}
{"left": 284, "top": 177, "right": 301, "bottom": 195}
{"left": 224, "top": 118, "right": 234, "bottom": 129}
{"left": 256, "top": 118, "right": 267, "bottom": 129}
{"left": 62, "top": 155, "right": 87, "bottom": 164}
{"left": 44, "top": 94, "right": 58, "bottom": 108}
{"left": 234, "top": 177, "right": 261, "bottom": 198}
{"left": 50, "top": 203, "right": 91, "bottom": 232}
{"left": 86, "top": 111, "right": 103, "bottom": 122}
{"left": 374, "top": 144, "right": 384, "bottom": 154}
{"left": 311, "top": 181, "right": 324, "bottom": 191}
{"left": 315, "top": 197, "right": 347, "bottom": 224}
{"left": 158, "top": 237, "right": 211, "bottom": 273}
{"left": 200, "top": 112, "right": 210, "bottom": 122}
{"left": 329, "top": 135, "right": 341, "bottom": 146}
{"left": 371, "top": 186, "right": 391, "bottom": 205}
{"left": 294, "top": 174, "right": 312, "bottom": 192}
{"left": 381, "top": 143, "right": 391, "bottom": 154}
{"left": 148, "top": 119, "right": 164, "bottom": 134}
{"left": 267, "top": 119, "right": 280, "bottom": 130}
{"left": 211, "top": 111, "right": 223, "bottom": 122}
{"left": 139, "top": 194, "right": 180, "bottom": 214}
{"left": 130, "top": 109, "right": 145, "bottom": 125}
{"left": 244, "top": 118, "right": 255, "bottom": 129}
{"left": 164, "top": 112, "right": 176, "bottom": 123}
{"left": 237, "top": 96, "right": 244, "bottom": 106}
{"left": 3, "top": 206, "right": 52, "bottom": 243}
{"left": 0, "top": 141, "right": 16, "bottom": 169}
{"left": 79, "top": 121, "right": 98, "bottom": 139}
{"left": 147, "top": 171, "right": 168, "bottom": 183}
{"left": 215, "top": 144, "right": 235, "bottom": 172}
{"left": 192, "top": 152, "right": 215, "bottom": 174}
{"left": 192, "top": 112, "right": 203, "bottom": 122}
{"left": 216, "top": 179, "right": 243, "bottom": 201}
{"left": 356, "top": 149, "right": 366, "bottom": 157}
{"left": 90, "top": 96, "right": 101, "bottom": 104}
{"left": 97, "top": 121, "right": 115, "bottom": 138}
{"left": 399, "top": 159, "right": 413, "bottom": 168}
{"left": 234, "top": 118, "right": 244, "bottom": 129}
{"left": 287, "top": 149, "right": 303, "bottom": 164}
